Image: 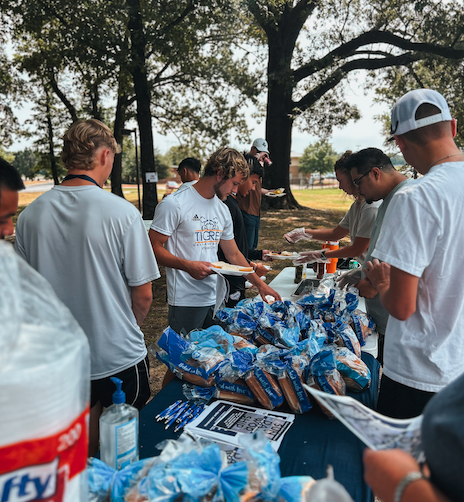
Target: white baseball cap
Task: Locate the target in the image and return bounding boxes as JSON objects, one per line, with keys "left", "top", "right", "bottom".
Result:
{"left": 389, "top": 89, "right": 452, "bottom": 139}
{"left": 252, "top": 138, "right": 270, "bottom": 153}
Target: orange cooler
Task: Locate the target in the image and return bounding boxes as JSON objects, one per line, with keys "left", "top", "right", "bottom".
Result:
{"left": 325, "top": 240, "right": 339, "bottom": 273}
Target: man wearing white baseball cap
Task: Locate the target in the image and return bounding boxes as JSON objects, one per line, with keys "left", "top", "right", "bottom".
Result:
{"left": 237, "top": 138, "right": 272, "bottom": 250}
{"left": 364, "top": 89, "right": 464, "bottom": 419}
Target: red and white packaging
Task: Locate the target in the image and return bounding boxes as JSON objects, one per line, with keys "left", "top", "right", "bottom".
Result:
{"left": 0, "top": 243, "right": 90, "bottom": 501}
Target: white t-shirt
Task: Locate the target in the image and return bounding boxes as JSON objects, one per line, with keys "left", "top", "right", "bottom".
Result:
{"left": 151, "top": 184, "right": 234, "bottom": 307}
{"left": 373, "top": 161, "right": 464, "bottom": 392}
{"left": 339, "top": 200, "right": 381, "bottom": 264}
{"left": 15, "top": 186, "right": 160, "bottom": 380}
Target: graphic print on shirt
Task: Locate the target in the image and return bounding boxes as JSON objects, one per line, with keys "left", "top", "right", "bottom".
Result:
{"left": 194, "top": 216, "right": 222, "bottom": 247}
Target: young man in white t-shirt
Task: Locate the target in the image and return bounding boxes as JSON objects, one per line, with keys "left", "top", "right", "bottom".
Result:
{"left": 15, "top": 119, "right": 160, "bottom": 454}
{"left": 150, "top": 147, "right": 281, "bottom": 335}
{"left": 364, "top": 89, "right": 464, "bottom": 418}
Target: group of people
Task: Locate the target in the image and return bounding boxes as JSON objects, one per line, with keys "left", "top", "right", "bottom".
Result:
{"left": 0, "top": 88, "right": 463, "bottom": 502}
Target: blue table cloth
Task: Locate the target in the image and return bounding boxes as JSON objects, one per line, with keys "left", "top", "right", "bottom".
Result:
{"left": 139, "top": 352, "right": 380, "bottom": 502}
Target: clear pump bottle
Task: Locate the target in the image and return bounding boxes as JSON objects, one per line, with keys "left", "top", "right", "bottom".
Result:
{"left": 99, "top": 377, "right": 139, "bottom": 469}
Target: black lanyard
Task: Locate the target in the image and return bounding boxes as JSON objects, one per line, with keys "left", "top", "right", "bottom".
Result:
{"left": 63, "top": 174, "right": 100, "bottom": 187}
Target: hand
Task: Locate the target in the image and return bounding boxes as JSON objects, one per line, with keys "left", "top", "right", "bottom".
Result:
{"left": 254, "top": 263, "right": 269, "bottom": 277}
{"left": 294, "top": 250, "right": 329, "bottom": 265}
{"left": 363, "top": 449, "right": 421, "bottom": 502}
{"left": 364, "top": 259, "right": 390, "bottom": 291}
{"left": 262, "top": 250, "right": 274, "bottom": 262}
{"left": 284, "top": 227, "right": 312, "bottom": 244}
{"left": 337, "top": 268, "right": 362, "bottom": 289}
{"left": 355, "top": 278, "right": 378, "bottom": 299}
{"left": 257, "top": 282, "right": 282, "bottom": 303}
{"left": 184, "top": 261, "right": 214, "bottom": 280}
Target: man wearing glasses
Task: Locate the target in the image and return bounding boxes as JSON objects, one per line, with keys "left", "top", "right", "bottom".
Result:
{"left": 342, "top": 148, "right": 409, "bottom": 365}
{"left": 363, "top": 89, "right": 464, "bottom": 419}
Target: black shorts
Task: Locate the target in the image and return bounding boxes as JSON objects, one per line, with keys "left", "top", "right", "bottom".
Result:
{"left": 91, "top": 355, "right": 151, "bottom": 410}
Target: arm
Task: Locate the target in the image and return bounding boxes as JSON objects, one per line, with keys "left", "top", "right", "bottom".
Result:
{"left": 131, "top": 282, "right": 153, "bottom": 327}
{"left": 219, "top": 238, "right": 282, "bottom": 302}
{"left": 364, "top": 259, "right": 419, "bottom": 320}
{"left": 149, "top": 229, "right": 213, "bottom": 280}
{"left": 324, "top": 236, "right": 370, "bottom": 259}
{"left": 363, "top": 449, "right": 451, "bottom": 502}
{"left": 305, "top": 225, "right": 349, "bottom": 242}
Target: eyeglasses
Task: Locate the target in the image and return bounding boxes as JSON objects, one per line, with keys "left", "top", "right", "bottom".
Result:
{"left": 352, "top": 165, "right": 386, "bottom": 187}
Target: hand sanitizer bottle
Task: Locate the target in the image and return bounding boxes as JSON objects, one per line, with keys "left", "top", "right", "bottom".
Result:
{"left": 99, "top": 377, "right": 139, "bottom": 469}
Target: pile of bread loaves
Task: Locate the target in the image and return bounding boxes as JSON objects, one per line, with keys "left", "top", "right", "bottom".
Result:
{"left": 156, "top": 287, "right": 375, "bottom": 418}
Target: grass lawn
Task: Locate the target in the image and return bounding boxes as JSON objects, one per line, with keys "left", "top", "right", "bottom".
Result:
{"left": 15, "top": 185, "right": 353, "bottom": 397}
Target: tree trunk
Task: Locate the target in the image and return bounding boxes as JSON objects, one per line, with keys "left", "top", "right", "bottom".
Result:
{"left": 112, "top": 91, "right": 127, "bottom": 198}
{"left": 45, "top": 93, "right": 59, "bottom": 185}
{"left": 126, "top": 0, "right": 158, "bottom": 220}
{"left": 262, "top": 34, "right": 302, "bottom": 210}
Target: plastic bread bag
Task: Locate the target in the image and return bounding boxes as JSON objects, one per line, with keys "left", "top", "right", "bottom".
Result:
{"left": 308, "top": 348, "right": 346, "bottom": 418}
{"left": 154, "top": 328, "right": 217, "bottom": 386}
{"left": 334, "top": 347, "right": 371, "bottom": 392}
{"left": 215, "top": 307, "right": 236, "bottom": 324}
{"left": 269, "top": 300, "right": 301, "bottom": 322}
{"left": 231, "top": 334, "right": 258, "bottom": 354}
{"left": 245, "top": 367, "right": 284, "bottom": 410}
{"left": 227, "top": 310, "right": 258, "bottom": 341}
{"left": 182, "top": 384, "right": 216, "bottom": 404}
{"left": 348, "top": 309, "right": 375, "bottom": 346}
{"left": 187, "top": 325, "right": 236, "bottom": 354}
{"left": 258, "top": 311, "right": 300, "bottom": 348}
{"left": 278, "top": 476, "right": 316, "bottom": 502}
{"left": 215, "top": 354, "right": 256, "bottom": 405}
{"left": 278, "top": 355, "right": 312, "bottom": 414}
{"left": 324, "top": 319, "right": 361, "bottom": 357}
{"left": 303, "top": 320, "right": 328, "bottom": 358}
{"left": 295, "top": 309, "right": 313, "bottom": 335}
{"left": 236, "top": 297, "right": 273, "bottom": 318}
{"left": 344, "top": 287, "right": 359, "bottom": 312}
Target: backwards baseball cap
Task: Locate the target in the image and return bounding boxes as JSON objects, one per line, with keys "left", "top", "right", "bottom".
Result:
{"left": 252, "top": 138, "right": 269, "bottom": 153}
{"left": 389, "top": 89, "right": 452, "bottom": 140}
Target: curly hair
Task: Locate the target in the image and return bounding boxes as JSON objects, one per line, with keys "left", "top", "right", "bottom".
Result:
{"left": 61, "top": 119, "right": 121, "bottom": 171}
{"left": 203, "top": 147, "right": 249, "bottom": 180}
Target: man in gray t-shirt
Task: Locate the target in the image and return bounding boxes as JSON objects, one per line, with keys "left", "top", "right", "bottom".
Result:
{"left": 15, "top": 119, "right": 160, "bottom": 455}
{"left": 344, "top": 148, "right": 408, "bottom": 364}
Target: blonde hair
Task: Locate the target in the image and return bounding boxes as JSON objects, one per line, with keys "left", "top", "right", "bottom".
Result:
{"left": 61, "top": 119, "right": 121, "bottom": 171}
{"left": 204, "top": 147, "right": 249, "bottom": 180}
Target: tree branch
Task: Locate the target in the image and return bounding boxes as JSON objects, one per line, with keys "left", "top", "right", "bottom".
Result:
{"left": 293, "top": 52, "right": 423, "bottom": 113}
{"left": 47, "top": 70, "right": 79, "bottom": 122}
{"left": 162, "top": 0, "right": 196, "bottom": 32}
{"left": 293, "top": 30, "right": 464, "bottom": 83}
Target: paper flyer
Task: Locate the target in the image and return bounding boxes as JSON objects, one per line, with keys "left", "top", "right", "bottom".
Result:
{"left": 303, "top": 384, "right": 423, "bottom": 459}
{"left": 184, "top": 400, "right": 295, "bottom": 451}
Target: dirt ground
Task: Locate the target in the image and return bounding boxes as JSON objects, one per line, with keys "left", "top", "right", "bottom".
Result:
{"left": 144, "top": 206, "right": 346, "bottom": 399}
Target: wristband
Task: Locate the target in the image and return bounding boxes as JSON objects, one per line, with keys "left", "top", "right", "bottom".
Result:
{"left": 320, "top": 249, "right": 327, "bottom": 260}
{"left": 394, "top": 472, "right": 423, "bottom": 502}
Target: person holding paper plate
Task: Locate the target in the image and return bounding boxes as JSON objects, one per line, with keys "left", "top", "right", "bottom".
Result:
{"left": 285, "top": 151, "right": 381, "bottom": 277}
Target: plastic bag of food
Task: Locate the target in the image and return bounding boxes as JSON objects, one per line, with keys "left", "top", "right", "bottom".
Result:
{"left": 0, "top": 242, "right": 90, "bottom": 502}
{"left": 155, "top": 327, "right": 221, "bottom": 386}
{"left": 308, "top": 349, "right": 346, "bottom": 418}
{"left": 278, "top": 355, "right": 312, "bottom": 414}
{"left": 334, "top": 348, "right": 371, "bottom": 392}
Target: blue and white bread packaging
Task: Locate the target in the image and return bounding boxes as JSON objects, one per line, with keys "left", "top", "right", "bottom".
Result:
{"left": 0, "top": 242, "right": 90, "bottom": 502}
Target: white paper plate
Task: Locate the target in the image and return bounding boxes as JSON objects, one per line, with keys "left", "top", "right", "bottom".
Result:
{"left": 266, "top": 192, "right": 286, "bottom": 198}
{"left": 264, "top": 252, "right": 300, "bottom": 261}
{"left": 210, "top": 267, "right": 253, "bottom": 276}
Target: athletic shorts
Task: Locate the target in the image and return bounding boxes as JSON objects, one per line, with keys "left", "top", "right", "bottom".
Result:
{"left": 91, "top": 355, "right": 151, "bottom": 410}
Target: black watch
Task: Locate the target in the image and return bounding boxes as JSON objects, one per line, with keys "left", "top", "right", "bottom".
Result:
{"left": 320, "top": 249, "right": 327, "bottom": 260}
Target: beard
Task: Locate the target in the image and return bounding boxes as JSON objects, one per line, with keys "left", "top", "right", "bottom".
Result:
{"left": 213, "top": 179, "right": 228, "bottom": 200}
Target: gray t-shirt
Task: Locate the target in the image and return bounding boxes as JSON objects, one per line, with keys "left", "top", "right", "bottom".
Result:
{"left": 339, "top": 199, "right": 381, "bottom": 264}
{"left": 362, "top": 180, "right": 410, "bottom": 334}
{"left": 15, "top": 185, "right": 160, "bottom": 379}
